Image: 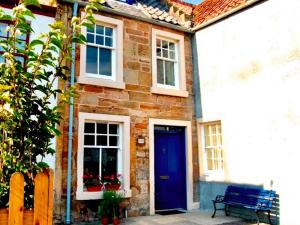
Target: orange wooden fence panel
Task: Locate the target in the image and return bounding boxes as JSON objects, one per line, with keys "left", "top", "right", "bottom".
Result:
{"left": 0, "top": 169, "right": 54, "bottom": 225}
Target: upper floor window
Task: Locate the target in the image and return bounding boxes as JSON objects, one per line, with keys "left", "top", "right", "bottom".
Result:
{"left": 86, "top": 24, "right": 114, "bottom": 78}
{"left": 79, "top": 14, "right": 124, "bottom": 89}
{"left": 0, "top": 21, "right": 29, "bottom": 65}
{"left": 156, "top": 38, "right": 177, "bottom": 87}
{"left": 203, "top": 121, "right": 224, "bottom": 172}
{"left": 151, "top": 29, "right": 188, "bottom": 97}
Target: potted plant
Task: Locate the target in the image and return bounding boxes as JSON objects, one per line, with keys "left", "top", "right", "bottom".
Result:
{"left": 101, "top": 190, "right": 124, "bottom": 225}
{"left": 98, "top": 201, "right": 109, "bottom": 225}
{"left": 104, "top": 174, "right": 122, "bottom": 191}
{"left": 83, "top": 173, "right": 103, "bottom": 192}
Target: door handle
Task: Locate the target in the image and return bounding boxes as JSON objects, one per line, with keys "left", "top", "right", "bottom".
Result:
{"left": 159, "top": 175, "right": 169, "bottom": 180}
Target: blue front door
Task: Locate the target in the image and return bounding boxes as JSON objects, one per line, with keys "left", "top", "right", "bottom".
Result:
{"left": 154, "top": 126, "right": 187, "bottom": 210}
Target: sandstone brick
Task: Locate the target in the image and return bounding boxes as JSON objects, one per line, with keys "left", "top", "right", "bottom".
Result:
{"left": 125, "top": 84, "right": 150, "bottom": 92}
{"left": 129, "top": 91, "right": 154, "bottom": 103}
{"left": 140, "top": 103, "right": 160, "bottom": 111}
{"left": 138, "top": 44, "right": 150, "bottom": 57}
{"left": 84, "top": 85, "right": 104, "bottom": 93}
{"left": 127, "top": 61, "right": 140, "bottom": 70}
{"left": 124, "top": 41, "right": 137, "bottom": 57}
{"left": 137, "top": 23, "right": 150, "bottom": 32}
{"left": 126, "top": 28, "right": 143, "bottom": 36}
{"left": 79, "top": 93, "right": 98, "bottom": 105}
{"left": 124, "top": 69, "right": 139, "bottom": 84}
{"left": 138, "top": 71, "right": 152, "bottom": 86}
{"left": 129, "top": 35, "right": 149, "bottom": 44}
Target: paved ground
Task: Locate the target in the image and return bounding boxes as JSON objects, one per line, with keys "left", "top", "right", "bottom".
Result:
{"left": 123, "top": 211, "right": 252, "bottom": 225}
{"left": 74, "top": 210, "right": 267, "bottom": 225}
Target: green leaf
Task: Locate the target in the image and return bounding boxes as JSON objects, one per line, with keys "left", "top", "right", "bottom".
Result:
{"left": 24, "top": 0, "right": 41, "bottom": 7}
{"left": 29, "top": 39, "right": 44, "bottom": 48}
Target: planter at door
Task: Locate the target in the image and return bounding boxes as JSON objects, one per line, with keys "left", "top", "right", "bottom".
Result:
{"left": 101, "top": 216, "right": 109, "bottom": 225}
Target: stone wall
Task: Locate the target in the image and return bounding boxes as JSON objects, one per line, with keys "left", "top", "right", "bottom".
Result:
{"left": 54, "top": 4, "right": 199, "bottom": 223}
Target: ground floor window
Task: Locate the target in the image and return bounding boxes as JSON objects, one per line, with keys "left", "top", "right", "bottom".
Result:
{"left": 203, "top": 121, "right": 224, "bottom": 172}
{"left": 77, "top": 113, "right": 131, "bottom": 200}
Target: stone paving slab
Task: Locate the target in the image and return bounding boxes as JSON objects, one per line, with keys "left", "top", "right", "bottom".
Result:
{"left": 73, "top": 210, "right": 268, "bottom": 225}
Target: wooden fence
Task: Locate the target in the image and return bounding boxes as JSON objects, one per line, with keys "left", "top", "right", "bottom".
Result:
{"left": 0, "top": 169, "right": 54, "bottom": 225}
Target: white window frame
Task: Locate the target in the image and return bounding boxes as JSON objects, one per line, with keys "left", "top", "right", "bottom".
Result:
{"left": 151, "top": 29, "right": 188, "bottom": 97}
{"left": 79, "top": 13, "right": 125, "bottom": 89}
{"left": 199, "top": 120, "right": 225, "bottom": 181}
{"left": 76, "top": 112, "right": 131, "bottom": 200}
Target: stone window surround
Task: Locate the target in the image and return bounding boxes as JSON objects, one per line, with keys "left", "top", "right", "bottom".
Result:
{"left": 197, "top": 119, "right": 225, "bottom": 182}
{"left": 78, "top": 13, "right": 125, "bottom": 89}
{"left": 76, "top": 112, "right": 131, "bottom": 200}
{"left": 151, "top": 29, "right": 188, "bottom": 97}
{"left": 148, "top": 118, "right": 199, "bottom": 215}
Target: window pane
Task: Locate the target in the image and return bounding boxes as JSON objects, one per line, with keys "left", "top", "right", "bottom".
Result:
{"left": 101, "top": 148, "right": 118, "bottom": 179}
{"left": 165, "top": 61, "right": 175, "bottom": 86}
{"left": 162, "top": 40, "right": 168, "bottom": 49}
{"left": 84, "top": 122, "right": 95, "bottom": 133}
{"left": 105, "top": 37, "right": 112, "bottom": 47}
{"left": 169, "top": 42, "right": 175, "bottom": 50}
{"left": 96, "top": 25, "right": 104, "bottom": 35}
{"left": 86, "top": 46, "right": 98, "bottom": 74}
{"left": 15, "top": 56, "right": 24, "bottom": 65}
{"left": 84, "top": 135, "right": 95, "bottom": 145}
{"left": 99, "top": 48, "right": 112, "bottom": 76}
{"left": 105, "top": 27, "right": 113, "bottom": 37}
{"left": 84, "top": 147, "right": 99, "bottom": 181}
{"left": 109, "top": 136, "right": 118, "bottom": 146}
{"left": 0, "top": 55, "right": 4, "bottom": 63}
{"left": 156, "top": 48, "right": 161, "bottom": 57}
{"left": 162, "top": 49, "right": 168, "bottom": 58}
{"left": 109, "top": 124, "right": 118, "bottom": 134}
{"left": 156, "top": 39, "right": 161, "bottom": 48}
{"left": 96, "top": 35, "right": 104, "bottom": 45}
{"left": 97, "top": 135, "right": 107, "bottom": 146}
{"left": 87, "top": 33, "right": 94, "bottom": 43}
{"left": 157, "top": 59, "right": 164, "bottom": 84}
{"left": 0, "top": 23, "right": 7, "bottom": 37}
{"left": 87, "top": 26, "right": 94, "bottom": 33}
{"left": 170, "top": 50, "right": 175, "bottom": 59}
{"left": 97, "top": 123, "right": 107, "bottom": 134}
{"left": 207, "top": 159, "right": 213, "bottom": 170}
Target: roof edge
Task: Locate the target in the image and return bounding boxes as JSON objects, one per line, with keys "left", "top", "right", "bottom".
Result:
{"left": 192, "top": 0, "right": 263, "bottom": 32}
{"left": 60, "top": 0, "right": 194, "bottom": 34}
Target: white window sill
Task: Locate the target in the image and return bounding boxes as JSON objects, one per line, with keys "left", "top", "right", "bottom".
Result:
{"left": 151, "top": 86, "right": 189, "bottom": 97}
{"left": 78, "top": 76, "right": 125, "bottom": 89}
{"left": 202, "top": 171, "right": 225, "bottom": 182}
{"left": 76, "top": 189, "right": 132, "bottom": 200}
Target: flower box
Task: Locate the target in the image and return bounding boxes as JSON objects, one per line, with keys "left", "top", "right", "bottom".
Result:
{"left": 86, "top": 184, "right": 103, "bottom": 192}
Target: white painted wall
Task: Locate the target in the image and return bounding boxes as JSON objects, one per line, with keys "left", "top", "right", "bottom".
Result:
{"left": 195, "top": 0, "right": 300, "bottom": 224}
{"left": 3, "top": 8, "right": 56, "bottom": 169}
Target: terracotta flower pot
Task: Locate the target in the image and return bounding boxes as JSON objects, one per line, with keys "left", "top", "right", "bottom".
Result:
{"left": 101, "top": 216, "right": 109, "bottom": 225}
{"left": 105, "top": 183, "right": 121, "bottom": 191}
{"left": 112, "top": 217, "right": 120, "bottom": 225}
{"left": 86, "top": 184, "right": 103, "bottom": 192}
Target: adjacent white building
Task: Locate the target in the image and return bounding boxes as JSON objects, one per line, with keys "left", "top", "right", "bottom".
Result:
{"left": 193, "top": 0, "right": 300, "bottom": 224}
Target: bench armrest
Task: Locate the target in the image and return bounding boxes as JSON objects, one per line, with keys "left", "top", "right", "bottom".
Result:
{"left": 213, "top": 195, "right": 224, "bottom": 203}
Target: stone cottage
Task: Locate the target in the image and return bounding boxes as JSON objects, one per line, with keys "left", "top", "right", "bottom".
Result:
{"left": 54, "top": 0, "right": 200, "bottom": 222}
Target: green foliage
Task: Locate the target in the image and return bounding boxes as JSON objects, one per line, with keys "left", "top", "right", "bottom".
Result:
{"left": 0, "top": 0, "right": 102, "bottom": 208}
{"left": 99, "top": 190, "right": 124, "bottom": 219}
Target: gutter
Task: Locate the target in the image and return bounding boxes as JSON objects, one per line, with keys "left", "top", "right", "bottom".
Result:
{"left": 60, "top": 0, "right": 194, "bottom": 34}
{"left": 66, "top": 2, "right": 78, "bottom": 224}
{"left": 192, "top": 0, "right": 262, "bottom": 32}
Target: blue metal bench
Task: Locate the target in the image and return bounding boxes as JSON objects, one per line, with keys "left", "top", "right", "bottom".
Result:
{"left": 212, "top": 185, "right": 276, "bottom": 225}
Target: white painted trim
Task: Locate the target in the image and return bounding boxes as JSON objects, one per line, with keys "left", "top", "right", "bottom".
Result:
{"left": 80, "top": 13, "right": 124, "bottom": 89}
{"left": 76, "top": 112, "right": 131, "bottom": 200}
{"left": 149, "top": 118, "right": 193, "bottom": 215}
{"left": 151, "top": 29, "right": 188, "bottom": 97}
{"left": 191, "top": 202, "right": 200, "bottom": 210}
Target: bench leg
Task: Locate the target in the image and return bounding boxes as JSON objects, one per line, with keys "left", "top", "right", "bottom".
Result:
{"left": 225, "top": 205, "right": 229, "bottom": 216}
{"left": 211, "top": 201, "right": 217, "bottom": 218}
{"left": 268, "top": 210, "right": 273, "bottom": 225}
{"left": 255, "top": 210, "right": 260, "bottom": 225}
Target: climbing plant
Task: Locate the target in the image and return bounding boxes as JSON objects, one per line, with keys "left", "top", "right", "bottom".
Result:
{"left": 0, "top": 0, "right": 102, "bottom": 208}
